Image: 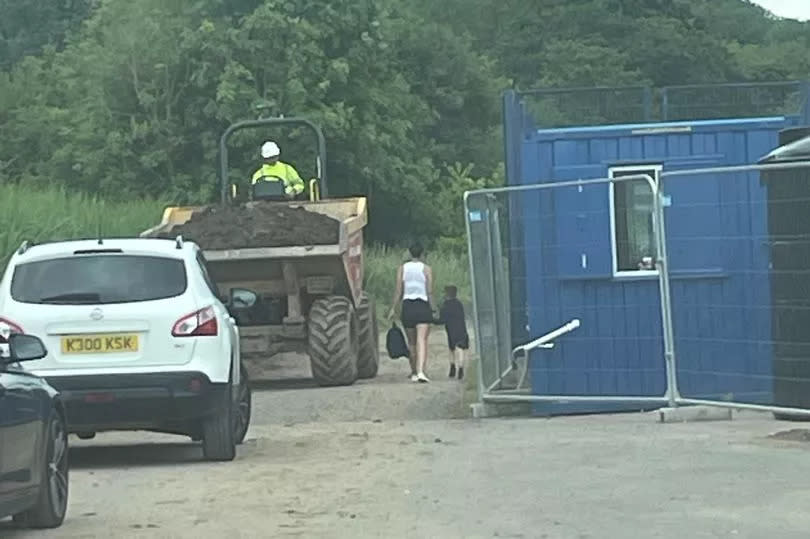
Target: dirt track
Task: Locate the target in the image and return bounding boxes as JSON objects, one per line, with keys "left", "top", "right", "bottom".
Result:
{"left": 4, "top": 333, "right": 810, "bottom": 538}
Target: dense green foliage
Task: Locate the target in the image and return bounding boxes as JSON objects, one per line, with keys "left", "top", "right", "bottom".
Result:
{"left": 0, "top": 0, "right": 96, "bottom": 68}
{"left": 0, "top": 182, "right": 469, "bottom": 317}
{"left": 1, "top": 0, "right": 809, "bottom": 243}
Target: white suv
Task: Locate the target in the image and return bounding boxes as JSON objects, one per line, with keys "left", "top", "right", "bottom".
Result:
{"left": 0, "top": 237, "right": 251, "bottom": 461}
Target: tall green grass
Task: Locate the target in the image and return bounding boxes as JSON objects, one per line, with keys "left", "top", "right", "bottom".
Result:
{"left": 0, "top": 184, "right": 471, "bottom": 312}
{"left": 364, "top": 244, "right": 471, "bottom": 316}
{"left": 0, "top": 183, "right": 165, "bottom": 267}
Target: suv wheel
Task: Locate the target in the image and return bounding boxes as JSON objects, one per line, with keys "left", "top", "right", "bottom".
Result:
{"left": 201, "top": 377, "right": 236, "bottom": 462}
{"left": 233, "top": 365, "right": 251, "bottom": 445}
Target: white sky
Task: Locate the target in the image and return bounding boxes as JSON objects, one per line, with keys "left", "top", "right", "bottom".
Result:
{"left": 749, "top": 0, "right": 810, "bottom": 20}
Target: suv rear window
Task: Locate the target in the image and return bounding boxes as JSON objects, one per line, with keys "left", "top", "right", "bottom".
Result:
{"left": 11, "top": 255, "right": 187, "bottom": 305}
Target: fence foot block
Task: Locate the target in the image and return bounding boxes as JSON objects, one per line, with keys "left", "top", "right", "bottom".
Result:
{"left": 470, "top": 403, "right": 492, "bottom": 418}
{"left": 658, "top": 406, "right": 733, "bottom": 423}
{"left": 470, "top": 402, "right": 530, "bottom": 418}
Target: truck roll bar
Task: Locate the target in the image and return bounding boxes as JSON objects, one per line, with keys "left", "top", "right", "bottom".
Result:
{"left": 219, "top": 117, "right": 328, "bottom": 204}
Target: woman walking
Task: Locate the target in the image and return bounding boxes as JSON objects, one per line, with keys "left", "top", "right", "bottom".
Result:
{"left": 388, "top": 242, "right": 433, "bottom": 383}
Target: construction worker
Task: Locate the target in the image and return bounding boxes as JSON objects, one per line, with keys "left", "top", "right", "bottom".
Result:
{"left": 252, "top": 141, "right": 305, "bottom": 197}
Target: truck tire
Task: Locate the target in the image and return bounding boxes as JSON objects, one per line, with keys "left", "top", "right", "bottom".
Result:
{"left": 356, "top": 293, "right": 380, "bottom": 379}
{"left": 202, "top": 378, "right": 236, "bottom": 462}
{"left": 309, "top": 296, "right": 359, "bottom": 386}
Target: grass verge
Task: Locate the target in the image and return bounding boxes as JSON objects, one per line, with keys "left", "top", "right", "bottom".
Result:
{"left": 0, "top": 183, "right": 165, "bottom": 267}
{"left": 364, "top": 244, "right": 471, "bottom": 319}
{"left": 0, "top": 186, "right": 472, "bottom": 315}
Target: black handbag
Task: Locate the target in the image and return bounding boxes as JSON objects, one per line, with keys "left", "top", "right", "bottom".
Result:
{"left": 385, "top": 323, "right": 410, "bottom": 359}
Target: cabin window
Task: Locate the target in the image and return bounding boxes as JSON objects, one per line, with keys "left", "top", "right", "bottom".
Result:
{"left": 609, "top": 165, "right": 661, "bottom": 275}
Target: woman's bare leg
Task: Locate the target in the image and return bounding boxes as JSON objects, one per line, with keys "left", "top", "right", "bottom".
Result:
{"left": 405, "top": 328, "right": 418, "bottom": 376}
{"left": 416, "top": 323, "right": 430, "bottom": 378}
{"left": 455, "top": 348, "right": 466, "bottom": 369}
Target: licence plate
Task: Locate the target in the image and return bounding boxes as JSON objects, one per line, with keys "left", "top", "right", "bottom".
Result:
{"left": 60, "top": 334, "right": 139, "bottom": 355}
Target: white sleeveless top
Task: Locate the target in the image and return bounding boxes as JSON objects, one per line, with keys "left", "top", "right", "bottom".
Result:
{"left": 402, "top": 261, "right": 428, "bottom": 301}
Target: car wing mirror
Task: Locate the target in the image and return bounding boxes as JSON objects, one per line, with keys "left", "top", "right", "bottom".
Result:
{"left": 7, "top": 334, "right": 48, "bottom": 363}
{"left": 230, "top": 288, "right": 258, "bottom": 310}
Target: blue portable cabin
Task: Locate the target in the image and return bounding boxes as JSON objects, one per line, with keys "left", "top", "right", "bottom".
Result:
{"left": 503, "top": 84, "right": 810, "bottom": 415}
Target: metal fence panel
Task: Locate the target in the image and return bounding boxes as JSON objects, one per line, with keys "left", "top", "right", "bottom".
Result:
{"left": 465, "top": 192, "right": 513, "bottom": 399}
{"left": 661, "top": 161, "right": 810, "bottom": 417}
{"left": 518, "top": 86, "right": 653, "bottom": 129}
{"left": 506, "top": 82, "right": 810, "bottom": 133}
{"left": 661, "top": 81, "right": 810, "bottom": 122}
{"left": 467, "top": 159, "right": 810, "bottom": 419}
{"left": 466, "top": 176, "right": 675, "bottom": 412}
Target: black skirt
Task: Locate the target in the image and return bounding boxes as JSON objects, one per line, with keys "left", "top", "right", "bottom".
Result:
{"left": 401, "top": 299, "right": 433, "bottom": 329}
{"left": 447, "top": 329, "right": 470, "bottom": 351}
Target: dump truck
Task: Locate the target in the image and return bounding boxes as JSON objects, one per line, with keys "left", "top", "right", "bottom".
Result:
{"left": 141, "top": 118, "right": 378, "bottom": 386}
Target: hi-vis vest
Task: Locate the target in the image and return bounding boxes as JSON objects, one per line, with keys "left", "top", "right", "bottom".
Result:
{"left": 251, "top": 162, "right": 305, "bottom": 195}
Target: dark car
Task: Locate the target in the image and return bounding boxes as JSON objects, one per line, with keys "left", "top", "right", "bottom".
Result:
{"left": 0, "top": 334, "right": 68, "bottom": 529}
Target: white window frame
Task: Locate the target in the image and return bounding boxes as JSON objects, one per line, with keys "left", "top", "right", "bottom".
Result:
{"left": 608, "top": 164, "right": 662, "bottom": 278}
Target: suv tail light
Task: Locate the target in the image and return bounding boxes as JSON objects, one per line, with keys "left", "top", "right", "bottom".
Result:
{"left": 172, "top": 306, "right": 218, "bottom": 337}
{"left": 0, "top": 317, "right": 23, "bottom": 343}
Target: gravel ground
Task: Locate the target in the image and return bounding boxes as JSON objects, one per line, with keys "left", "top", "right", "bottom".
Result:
{"left": 3, "top": 332, "right": 810, "bottom": 538}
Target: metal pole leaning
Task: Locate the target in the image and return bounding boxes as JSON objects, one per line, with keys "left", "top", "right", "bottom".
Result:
{"left": 512, "top": 319, "right": 581, "bottom": 358}
{"left": 464, "top": 191, "right": 488, "bottom": 404}
{"left": 510, "top": 319, "right": 581, "bottom": 392}
{"left": 649, "top": 174, "right": 680, "bottom": 407}
{"left": 482, "top": 195, "right": 502, "bottom": 391}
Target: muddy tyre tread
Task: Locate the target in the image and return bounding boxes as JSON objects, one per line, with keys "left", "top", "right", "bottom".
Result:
{"left": 309, "top": 296, "right": 358, "bottom": 386}
{"left": 356, "top": 293, "right": 380, "bottom": 379}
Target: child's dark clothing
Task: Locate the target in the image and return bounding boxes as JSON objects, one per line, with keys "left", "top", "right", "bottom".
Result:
{"left": 440, "top": 298, "right": 469, "bottom": 351}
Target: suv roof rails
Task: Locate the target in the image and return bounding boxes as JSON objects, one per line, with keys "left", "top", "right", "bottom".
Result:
{"left": 175, "top": 235, "right": 183, "bottom": 250}
{"left": 73, "top": 248, "right": 124, "bottom": 255}
{"left": 17, "top": 240, "right": 33, "bottom": 255}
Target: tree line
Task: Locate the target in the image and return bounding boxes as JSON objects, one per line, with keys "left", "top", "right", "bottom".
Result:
{"left": 1, "top": 0, "right": 808, "bottom": 243}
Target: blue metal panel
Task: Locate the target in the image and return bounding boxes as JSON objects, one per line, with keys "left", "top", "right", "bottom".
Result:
{"left": 499, "top": 84, "right": 810, "bottom": 416}
{"left": 666, "top": 134, "right": 692, "bottom": 157}
{"left": 551, "top": 165, "right": 610, "bottom": 278}
{"left": 618, "top": 136, "right": 643, "bottom": 161}
{"left": 662, "top": 157, "right": 725, "bottom": 273}
{"left": 589, "top": 138, "right": 618, "bottom": 163}
{"left": 670, "top": 128, "right": 779, "bottom": 404}
{"left": 525, "top": 127, "right": 668, "bottom": 415}
{"left": 534, "top": 117, "right": 791, "bottom": 139}
{"left": 528, "top": 278, "right": 666, "bottom": 416}
{"left": 643, "top": 135, "right": 666, "bottom": 159}
{"left": 503, "top": 90, "right": 523, "bottom": 187}
{"left": 519, "top": 116, "right": 792, "bottom": 415}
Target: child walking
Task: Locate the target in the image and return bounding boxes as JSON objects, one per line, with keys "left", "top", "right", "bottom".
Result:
{"left": 439, "top": 285, "right": 469, "bottom": 380}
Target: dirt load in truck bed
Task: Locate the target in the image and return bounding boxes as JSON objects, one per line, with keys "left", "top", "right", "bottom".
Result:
{"left": 163, "top": 202, "right": 340, "bottom": 250}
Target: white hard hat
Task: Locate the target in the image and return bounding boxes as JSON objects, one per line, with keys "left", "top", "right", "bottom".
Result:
{"left": 261, "top": 141, "right": 280, "bottom": 159}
